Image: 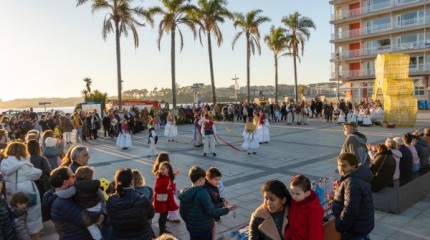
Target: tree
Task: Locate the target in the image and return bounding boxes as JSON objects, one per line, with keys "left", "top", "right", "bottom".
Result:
{"left": 194, "top": 0, "right": 232, "bottom": 106}
{"left": 148, "top": 0, "right": 198, "bottom": 109}
{"left": 282, "top": 12, "right": 316, "bottom": 102}
{"left": 232, "top": 10, "right": 270, "bottom": 104}
{"left": 79, "top": 78, "right": 108, "bottom": 110}
{"left": 264, "top": 25, "right": 289, "bottom": 102}
{"left": 77, "top": 0, "right": 154, "bottom": 110}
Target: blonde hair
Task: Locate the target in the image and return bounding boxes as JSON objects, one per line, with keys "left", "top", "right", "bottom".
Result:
{"left": 75, "top": 166, "right": 94, "bottom": 180}
{"left": 4, "top": 141, "right": 29, "bottom": 160}
{"left": 132, "top": 169, "right": 145, "bottom": 186}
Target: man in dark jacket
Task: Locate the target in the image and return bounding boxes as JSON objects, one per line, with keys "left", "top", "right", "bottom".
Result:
{"left": 44, "top": 167, "right": 104, "bottom": 240}
{"left": 332, "top": 153, "right": 374, "bottom": 239}
{"left": 412, "top": 132, "right": 430, "bottom": 170}
{"left": 393, "top": 137, "right": 413, "bottom": 181}
{"left": 179, "top": 166, "right": 235, "bottom": 240}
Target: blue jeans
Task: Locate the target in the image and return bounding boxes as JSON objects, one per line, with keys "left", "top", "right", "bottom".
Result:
{"left": 75, "top": 127, "right": 82, "bottom": 141}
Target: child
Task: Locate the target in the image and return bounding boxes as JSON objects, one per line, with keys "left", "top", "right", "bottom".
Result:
{"left": 10, "top": 192, "right": 31, "bottom": 240}
{"left": 164, "top": 111, "right": 178, "bottom": 142}
{"left": 55, "top": 166, "right": 104, "bottom": 240}
{"left": 132, "top": 169, "right": 154, "bottom": 202}
{"left": 153, "top": 162, "right": 179, "bottom": 235}
{"left": 242, "top": 118, "right": 259, "bottom": 155}
{"left": 0, "top": 173, "right": 16, "bottom": 239}
{"left": 179, "top": 166, "right": 234, "bottom": 239}
{"left": 202, "top": 167, "right": 229, "bottom": 222}
{"left": 337, "top": 109, "right": 346, "bottom": 124}
{"left": 274, "top": 109, "right": 281, "bottom": 122}
{"left": 116, "top": 119, "right": 132, "bottom": 150}
{"left": 285, "top": 175, "right": 324, "bottom": 240}
{"left": 148, "top": 120, "right": 158, "bottom": 157}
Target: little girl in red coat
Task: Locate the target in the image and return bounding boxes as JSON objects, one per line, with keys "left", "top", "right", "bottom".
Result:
{"left": 153, "top": 162, "right": 178, "bottom": 235}
{"left": 285, "top": 175, "right": 324, "bottom": 240}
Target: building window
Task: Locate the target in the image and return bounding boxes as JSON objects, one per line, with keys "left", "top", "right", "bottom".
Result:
{"left": 414, "top": 79, "right": 425, "bottom": 96}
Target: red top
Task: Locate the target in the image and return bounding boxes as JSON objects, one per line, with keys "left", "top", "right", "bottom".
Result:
{"left": 259, "top": 114, "right": 266, "bottom": 125}
{"left": 284, "top": 191, "right": 324, "bottom": 240}
{"left": 153, "top": 175, "right": 178, "bottom": 213}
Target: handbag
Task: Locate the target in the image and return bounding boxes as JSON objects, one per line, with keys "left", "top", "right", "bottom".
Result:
{"left": 374, "top": 155, "right": 387, "bottom": 177}
{"left": 156, "top": 194, "right": 168, "bottom": 202}
{"left": 15, "top": 169, "right": 38, "bottom": 207}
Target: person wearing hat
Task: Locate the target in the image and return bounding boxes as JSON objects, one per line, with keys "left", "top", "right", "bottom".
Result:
{"left": 393, "top": 137, "right": 413, "bottom": 180}
{"left": 340, "top": 122, "right": 371, "bottom": 166}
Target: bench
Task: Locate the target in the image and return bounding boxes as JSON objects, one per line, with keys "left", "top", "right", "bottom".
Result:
{"left": 372, "top": 168, "right": 430, "bottom": 214}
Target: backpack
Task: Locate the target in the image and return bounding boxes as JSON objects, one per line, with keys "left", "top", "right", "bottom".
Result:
{"left": 41, "top": 189, "right": 57, "bottom": 222}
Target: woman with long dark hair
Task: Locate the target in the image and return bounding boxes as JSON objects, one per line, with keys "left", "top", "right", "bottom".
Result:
{"left": 106, "top": 168, "right": 155, "bottom": 239}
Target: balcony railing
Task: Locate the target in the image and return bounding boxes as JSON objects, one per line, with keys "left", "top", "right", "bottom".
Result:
{"left": 332, "top": 63, "right": 430, "bottom": 79}
{"left": 331, "top": 0, "right": 427, "bottom": 21}
{"left": 332, "top": 40, "right": 430, "bottom": 60}
{"left": 332, "top": 16, "right": 430, "bottom": 40}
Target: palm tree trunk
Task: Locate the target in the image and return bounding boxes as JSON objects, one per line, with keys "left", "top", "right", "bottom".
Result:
{"left": 115, "top": 20, "right": 123, "bottom": 110}
{"left": 274, "top": 54, "right": 278, "bottom": 102}
{"left": 246, "top": 32, "right": 251, "bottom": 104}
{"left": 207, "top": 32, "right": 216, "bottom": 107}
{"left": 293, "top": 51, "right": 298, "bottom": 102}
{"left": 171, "top": 25, "right": 177, "bottom": 109}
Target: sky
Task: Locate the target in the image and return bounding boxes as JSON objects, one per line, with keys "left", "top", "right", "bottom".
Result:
{"left": 0, "top": 0, "right": 332, "bottom": 101}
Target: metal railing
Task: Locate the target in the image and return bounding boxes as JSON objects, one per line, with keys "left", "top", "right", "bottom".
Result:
{"left": 332, "top": 16, "right": 430, "bottom": 40}
{"left": 331, "top": 0, "right": 426, "bottom": 21}
{"left": 332, "top": 63, "right": 430, "bottom": 78}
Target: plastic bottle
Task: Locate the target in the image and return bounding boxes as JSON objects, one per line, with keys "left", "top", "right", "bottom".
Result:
{"left": 218, "top": 180, "right": 225, "bottom": 198}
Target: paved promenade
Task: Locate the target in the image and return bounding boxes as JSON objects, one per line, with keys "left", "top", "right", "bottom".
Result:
{"left": 42, "top": 111, "right": 430, "bottom": 240}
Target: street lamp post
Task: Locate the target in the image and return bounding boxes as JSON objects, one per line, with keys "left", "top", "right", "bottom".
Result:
{"left": 336, "top": 52, "right": 340, "bottom": 102}
{"left": 191, "top": 83, "right": 204, "bottom": 107}
{"left": 232, "top": 74, "right": 239, "bottom": 103}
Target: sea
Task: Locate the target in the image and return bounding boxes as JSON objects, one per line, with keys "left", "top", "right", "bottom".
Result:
{"left": 0, "top": 106, "right": 76, "bottom": 114}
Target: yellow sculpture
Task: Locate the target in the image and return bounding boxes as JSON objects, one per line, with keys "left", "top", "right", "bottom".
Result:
{"left": 372, "top": 53, "right": 417, "bottom": 127}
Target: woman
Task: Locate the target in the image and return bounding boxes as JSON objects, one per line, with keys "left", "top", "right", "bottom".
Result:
{"left": 403, "top": 133, "right": 420, "bottom": 173}
{"left": 368, "top": 144, "right": 396, "bottom": 192}
{"left": 249, "top": 180, "right": 291, "bottom": 240}
{"left": 27, "top": 139, "right": 51, "bottom": 203}
{"left": 385, "top": 138, "right": 402, "bottom": 181}
{"left": 0, "top": 141, "right": 43, "bottom": 239}
{"left": 332, "top": 153, "right": 374, "bottom": 240}
{"left": 107, "top": 168, "right": 155, "bottom": 239}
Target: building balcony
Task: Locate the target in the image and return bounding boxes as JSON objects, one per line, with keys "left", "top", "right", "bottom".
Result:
{"left": 332, "top": 63, "right": 430, "bottom": 80}
{"left": 332, "top": 40, "right": 430, "bottom": 60}
{"left": 331, "top": 0, "right": 429, "bottom": 21}
{"left": 331, "top": 16, "right": 430, "bottom": 41}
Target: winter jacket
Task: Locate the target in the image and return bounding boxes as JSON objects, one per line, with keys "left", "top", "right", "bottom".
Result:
{"left": 107, "top": 188, "right": 155, "bottom": 240}
{"left": 0, "top": 195, "right": 15, "bottom": 240}
{"left": 12, "top": 207, "right": 30, "bottom": 240}
{"left": 62, "top": 118, "right": 74, "bottom": 133}
{"left": 341, "top": 132, "right": 370, "bottom": 166}
{"left": 369, "top": 152, "right": 396, "bottom": 192}
{"left": 390, "top": 149, "right": 402, "bottom": 180}
{"left": 179, "top": 186, "right": 229, "bottom": 236}
{"left": 29, "top": 155, "right": 51, "bottom": 177}
{"left": 249, "top": 205, "right": 288, "bottom": 240}
{"left": 42, "top": 146, "right": 62, "bottom": 169}
{"left": 153, "top": 175, "right": 178, "bottom": 213}
{"left": 0, "top": 157, "right": 43, "bottom": 235}
{"left": 398, "top": 145, "right": 413, "bottom": 180}
{"left": 74, "top": 179, "right": 101, "bottom": 209}
{"left": 332, "top": 165, "right": 374, "bottom": 236}
{"left": 202, "top": 180, "right": 224, "bottom": 208}
{"left": 284, "top": 191, "right": 324, "bottom": 240}
{"left": 45, "top": 190, "right": 102, "bottom": 240}
{"left": 414, "top": 138, "right": 429, "bottom": 169}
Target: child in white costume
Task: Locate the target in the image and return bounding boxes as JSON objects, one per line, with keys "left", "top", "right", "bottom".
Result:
{"left": 242, "top": 118, "right": 259, "bottom": 154}
{"left": 256, "top": 110, "right": 270, "bottom": 143}
{"left": 116, "top": 120, "right": 132, "bottom": 150}
{"left": 337, "top": 110, "right": 346, "bottom": 124}
{"left": 164, "top": 111, "right": 178, "bottom": 142}
{"left": 148, "top": 120, "right": 158, "bottom": 157}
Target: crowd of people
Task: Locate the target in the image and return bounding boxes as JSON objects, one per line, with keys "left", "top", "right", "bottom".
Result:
{"left": 0, "top": 100, "right": 428, "bottom": 240}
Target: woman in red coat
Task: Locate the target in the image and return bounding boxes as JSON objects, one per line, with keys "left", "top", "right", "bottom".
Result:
{"left": 285, "top": 175, "right": 324, "bottom": 240}
{"left": 153, "top": 162, "right": 178, "bottom": 235}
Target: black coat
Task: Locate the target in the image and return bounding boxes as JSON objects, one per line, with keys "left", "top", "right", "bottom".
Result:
{"left": 74, "top": 179, "right": 101, "bottom": 209}
{"left": 332, "top": 165, "right": 374, "bottom": 236}
{"left": 107, "top": 188, "right": 155, "bottom": 240}
{"left": 398, "top": 145, "right": 413, "bottom": 180}
{"left": 369, "top": 152, "right": 396, "bottom": 192}
{"left": 202, "top": 181, "right": 224, "bottom": 208}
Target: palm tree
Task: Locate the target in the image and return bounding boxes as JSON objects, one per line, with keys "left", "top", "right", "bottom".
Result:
{"left": 83, "top": 77, "right": 93, "bottom": 93}
{"left": 264, "top": 26, "right": 289, "bottom": 102}
{"left": 77, "top": 0, "right": 154, "bottom": 110}
{"left": 148, "top": 0, "right": 198, "bottom": 109}
{"left": 194, "top": 0, "right": 232, "bottom": 107}
{"left": 232, "top": 10, "right": 270, "bottom": 104}
{"left": 282, "top": 11, "right": 316, "bottom": 102}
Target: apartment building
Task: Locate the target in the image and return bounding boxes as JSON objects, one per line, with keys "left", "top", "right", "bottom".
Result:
{"left": 330, "top": 0, "right": 430, "bottom": 102}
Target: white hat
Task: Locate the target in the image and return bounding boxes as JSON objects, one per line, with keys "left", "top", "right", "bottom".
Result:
{"left": 45, "top": 137, "right": 57, "bottom": 147}
{"left": 393, "top": 137, "right": 403, "bottom": 146}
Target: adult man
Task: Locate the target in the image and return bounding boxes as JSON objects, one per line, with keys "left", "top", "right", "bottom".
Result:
{"left": 72, "top": 110, "right": 83, "bottom": 143}
{"left": 69, "top": 146, "right": 90, "bottom": 173}
{"left": 340, "top": 122, "right": 370, "bottom": 166}
{"left": 44, "top": 167, "right": 104, "bottom": 240}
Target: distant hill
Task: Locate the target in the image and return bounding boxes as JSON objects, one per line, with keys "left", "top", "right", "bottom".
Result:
{"left": 0, "top": 97, "right": 83, "bottom": 109}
